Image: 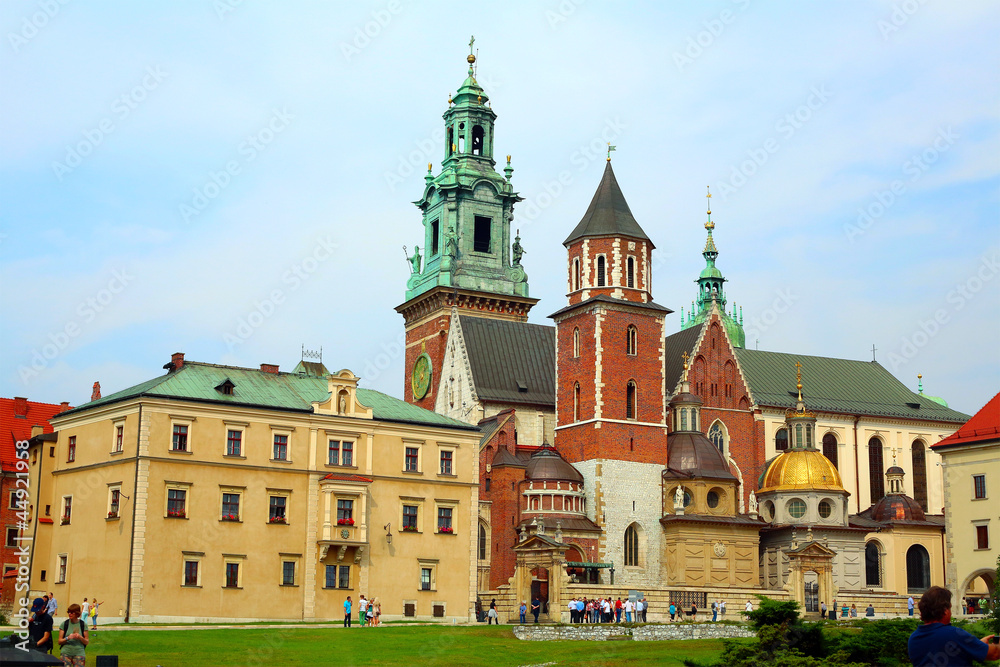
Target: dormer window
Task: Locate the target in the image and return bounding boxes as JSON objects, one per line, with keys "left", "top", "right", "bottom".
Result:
{"left": 215, "top": 379, "right": 235, "bottom": 395}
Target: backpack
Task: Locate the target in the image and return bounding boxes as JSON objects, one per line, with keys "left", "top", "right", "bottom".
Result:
{"left": 61, "top": 619, "right": 87, "bottom": 640}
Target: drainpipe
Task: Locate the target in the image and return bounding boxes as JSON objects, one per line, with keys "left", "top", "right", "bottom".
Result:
{"left": 853, "top": 416, "right": 861, "bottom": 513}
{"left": 27, "top": 433, "right": 47, "bottom": 591}
{"left": 125, "top": 403, "right": 142, "bottom": 623}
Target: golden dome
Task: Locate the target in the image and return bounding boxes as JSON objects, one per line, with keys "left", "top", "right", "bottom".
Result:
{"left": 759, "top": 448, "right": 845, "bottom": 493}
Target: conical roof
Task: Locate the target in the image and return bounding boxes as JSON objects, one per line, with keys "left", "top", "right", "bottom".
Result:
{"left": 563, "top": 162, "right": 651, "bottom": 246}
{"left": 525, "top": 446, "right": 583, "bottom": 482}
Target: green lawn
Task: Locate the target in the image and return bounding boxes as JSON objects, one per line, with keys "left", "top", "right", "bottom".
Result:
{"left": 81, "top": 625, "right": 726, "bottom": 666}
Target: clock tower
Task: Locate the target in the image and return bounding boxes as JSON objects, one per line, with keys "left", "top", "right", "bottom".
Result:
{"left": 396, "top": 40, "right": 537, "bottom": 409}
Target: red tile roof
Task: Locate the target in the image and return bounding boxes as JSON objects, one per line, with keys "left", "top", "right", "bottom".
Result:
{"left": 932, "top": 392, "right": 1000, "bottom": 449}
{"left": 0, "top": 397, "right": 69, "bottom": 472}
{"left": 320, "top": 473, "right": 373, "bottom": 483}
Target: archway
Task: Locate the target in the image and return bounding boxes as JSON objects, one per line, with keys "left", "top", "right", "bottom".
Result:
{"left": 803, "top": 571, "right": 820, "bottom": 613}
{"left": 530, "top": 566, "right": 549, "bottom": 614}
{"left": 906, "top": 545, "right": 931, "bottom": 593}
{"left": 864, "top": 541, "right": 883, "bottom": 588}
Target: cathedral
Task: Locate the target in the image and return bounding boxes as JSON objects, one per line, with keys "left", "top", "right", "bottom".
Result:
{"left": 396, "top": 45, "right": 970, "bottom": 620}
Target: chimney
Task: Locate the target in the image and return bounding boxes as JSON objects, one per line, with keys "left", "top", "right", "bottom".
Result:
{"left": 13, "top": 397, "right": 28, "bottom": 417}
{"left": 163, "top": 352, "right": 186, "bottom": 372}
{"left": 59, "top": 401, "right": 70, "bottom": 413}
{"left": 31, "top": 425, "right": 44, "bottom": 438}
{"left": 91, "top": 382, "right": 102, "bottom": 401}
{"left": 260, "top": 363, "right": 280, "bottom": 374}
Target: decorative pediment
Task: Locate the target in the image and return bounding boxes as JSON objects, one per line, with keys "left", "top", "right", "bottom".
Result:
{"left": 787, "top": 540, "right": 837, "bottom": 558}
{"left": 513, "top": 533, "right": 567, "bottom": 554}
{"left": 312, "top": 369, "right": 373, "bottom": 419}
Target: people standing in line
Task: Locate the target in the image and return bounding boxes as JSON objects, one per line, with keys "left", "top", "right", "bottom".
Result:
{"left": 576, "top": 598, "right": 584, "bottom": 623}
{"left": 57, "top": 603, "right": 89, "bottom": 667}
{"left": 624, "top": 598, "right": 633, "bottom": 623}
{"left": 531, "top": 597, "right": 541, "bottom": 623}
{"left": 908, "top": 586, "right": 999, "bottom": 665}
{"left": 908, "top": 595, "right": 915, "bottom": 617}
{"left": 343, "top": 596, "right": 352, "bottom": 627}
{"left": 28, "top": 598, "right": 53, "bottom": 654}
{"left": 46, "top": 592, "right": 58, "bottom": 619}
{"left": 669, "top": 601, "right": 676, "bottom": 622}
{"left": 90, "top": 599, "right": 102, "bottom": 629}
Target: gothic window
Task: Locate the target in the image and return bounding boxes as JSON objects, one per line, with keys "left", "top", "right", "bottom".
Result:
{"left": 430, "top": 219, "right": 439, "bottom": 255}
{"left": 573, "top": 258, "right": 581, "bottom": 291}
{"left": 478, "top": 523, "right": 487, "bottom": 561}
{"left": 865, "top": 541, "right": 882, "bottom": 587}
{"left": 472, "top": 125, "right": 484, "bottom": 155}
{"left": 869, "top": 437, "right": 885, "bottom": 504}
{"left": 906, "top": 545, "right": 930, "bottom": 593}
{"left": 911, "top": 440, "right": 928, "bottom": 511}
{"left": 626, "top": 325, "right": 637, "bottom": 355}
{"left": 775, "top": 428, "right": 788, "bottom": 451}
{"left": 822, "top": 433, "right": 838, "bottom": 468}
{"left": 596, "top": 256, "right": 606, "bottom": 287}
{"left": 573, "top": 382, "right": 580, "bottom": 421}
{"left": 627, "top": 257, "right": 635, "bottom": 288}
{"left": 626, "top": 381, "right": 637, "bottom": 420}
{"left": 474, "top": 216, "right": 491, "bottom": 253}
{"left": 573, "top": 328, "right": 580, "bottom": 358}
{"left": 624, "top": 524, "right": 640, "bottom": 567}
{"left": 708, "top": 421, "right": 725, "bottom": 454}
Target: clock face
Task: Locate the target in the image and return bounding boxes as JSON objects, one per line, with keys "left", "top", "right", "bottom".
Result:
{"left": 412, "top": 353, "right": 432, "bottom": 400}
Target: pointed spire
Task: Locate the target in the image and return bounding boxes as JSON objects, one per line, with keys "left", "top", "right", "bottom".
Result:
{"left": 704, "top": 186, "right": 717, "bottom": 255}
{"left": 563, "top": 161, "right": 651, "bottom": 246}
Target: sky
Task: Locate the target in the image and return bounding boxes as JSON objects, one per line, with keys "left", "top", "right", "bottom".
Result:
{"left": 1, "top": 1, "right": 998, "bottom": 417}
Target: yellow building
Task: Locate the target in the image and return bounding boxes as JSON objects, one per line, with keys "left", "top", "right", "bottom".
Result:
{"left": 25, "top": 354, "right": 481, "bottom": 623}
{"left": 933, "top": 392, "right": 999, "bottom": 610}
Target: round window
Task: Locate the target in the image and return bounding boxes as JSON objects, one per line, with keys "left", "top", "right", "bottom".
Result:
{"left": 707, "top": 490, "right": 720, "bottom": 509}
{"left": 684, "top": 490, "right": 692, "bottom": 507}
{"left": 763, "top": 500, "right": 775, "bottom": 521}
{"left": 818, "top": 500, "right": 832, "bottom": 519}
{"left": 787, "top": 499, "right": 806, "bottom": 519}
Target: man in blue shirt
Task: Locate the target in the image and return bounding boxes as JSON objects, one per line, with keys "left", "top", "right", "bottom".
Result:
{"left": 908, "top": 586, "right": 998, "bottom": 665}
{"left": 343, "top": 596, "right": 352, "bottom": 628}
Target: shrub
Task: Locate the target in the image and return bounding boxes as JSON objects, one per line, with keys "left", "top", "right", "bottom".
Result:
{"left": 829, "top": 617, "right": 919, "bottom": 667}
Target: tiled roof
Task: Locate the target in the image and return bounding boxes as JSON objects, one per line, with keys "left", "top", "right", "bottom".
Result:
{"left": 460, "top": 315, "right": 555, "bottom": 407}
{"left": 733, "top": 349, "right": 970, "bottom": 422}
{"left": 0, "top": 398, "right": 68, "bottom": 472}
{"left": 58, "top": 362, "right": 477, "bottom": 431}
{"left": 932, "top": 392, "right": 1000, "bottom": 449}
{"left": 563, "top": 162, "right": 651, "bottom": 246}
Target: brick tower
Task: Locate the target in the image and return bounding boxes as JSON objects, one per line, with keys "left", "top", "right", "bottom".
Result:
{"left": 396, "top": 42, "right": 536, "bottom": 409}
{"left": 549, "top": 157, "right": 675, "bottom": 586}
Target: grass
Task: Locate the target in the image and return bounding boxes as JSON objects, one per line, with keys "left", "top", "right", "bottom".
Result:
{"left": 79, "top": 624, "right": 726, "bottom": 666}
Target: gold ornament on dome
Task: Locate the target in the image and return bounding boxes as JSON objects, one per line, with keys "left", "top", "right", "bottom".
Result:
{"left": 759, "top": 448, "right": 845, "bottom": 493}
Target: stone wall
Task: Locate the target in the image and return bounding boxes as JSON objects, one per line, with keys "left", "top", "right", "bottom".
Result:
{"left": 563, "top": 583, "right": 790, "bottom": 623}
{"left": 513, "top": 623, "right": 755, "bottom": 641}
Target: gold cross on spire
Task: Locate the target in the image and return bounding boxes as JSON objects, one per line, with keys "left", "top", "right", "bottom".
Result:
{"left": 682, "top": 351, "right": 689, "bottom": 370}
{"left": 795, "top": 361, "right": 803, "bottom": 401}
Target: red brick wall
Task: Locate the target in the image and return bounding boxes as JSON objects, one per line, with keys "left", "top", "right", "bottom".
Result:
{"left": 556, "top": 311, "right": 596, "bottom": 425}
{"left": 485, "top": 464, "right": 525, "bottom": 590}
{"left": 686, "top": 316, "right": 763, "bottom": 506}
{"left": 403, "top": 312, "right": 451, "bottom": 409}
{"left": 566, "top": 237, "right": 651, "bottom": 305}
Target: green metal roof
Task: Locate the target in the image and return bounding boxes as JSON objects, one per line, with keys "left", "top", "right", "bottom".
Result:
{"left": 61, "top": 361, "right": 477, "bottom": 430}
{"left": 733, "top": 349, "right": 970, "bottom": 422}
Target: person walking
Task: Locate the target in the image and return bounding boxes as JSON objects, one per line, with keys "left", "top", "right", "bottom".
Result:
{"left": 58, "top": 603, "right": 89, "bottom": 667}
{"left": 820, "top": 601, "right": 827, "bottom": 619}
{"left": 908, "top": 586, "right": 999, "bottom": 664}
{"left": 46, "top": 592, "right": 58, "bottom": 619}
{"left": 669, "top": 601, "right": 676, "bottom": 622}
{"left": 487, "top": 599, "right": 498, "bottom": 625}
{"left": 343, "top": 596, "right": 352, "bottom": 627}
{"left": 531, "top": 597, "right": 541, "bottom": 623}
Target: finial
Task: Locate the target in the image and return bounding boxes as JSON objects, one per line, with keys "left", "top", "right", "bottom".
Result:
{"left": 795, "top": 361, "right": 803, "bottom": 402}
{"left": 607, "top": 143, "right": 616, "bottom": 162}
{"left": 681, "top": 351, "right": 691, "bottom": 386}
{"left": 448, "top": 94, "right": 452, "bottom": 106}
{"left": 506, "top": 155, "right": 511, "bottom": 165}
{"left": 504, "top": 155, "right": 513, "bottom": 182}
{"left": 705, "top": 186, "right": 715, "bottom": 232}
{"left": 917, "top": 374, "right": 924, "bottom": 394}
{"left": 427, "top": 163, "right": 432, "bottom": 173}
{"left": 468, "top": 35, "right": 476, "bottom": 60}
{"left": 477, "top": 93, "right": 482, "bottom": 104}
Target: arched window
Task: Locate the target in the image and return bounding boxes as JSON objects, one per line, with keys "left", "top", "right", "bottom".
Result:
{"left": 624, "top": 524, "right": 640, "bottom": 566}
{"left": 573, "top": 328, "right": 580, "bottom": 358}
{"left": 478, "top": 523, "right": 487, "bottom": 561}
{"left": 822, "top": 433, "right": 838, "bottom": 468}
{"left": 596, "top": 256, "right": 606, "bottom": 287}
{"left": 865, "top": 541, "right": 882, "bottom": 587}
{"left": 626, "top": 325, "right": 637, "bottom": 355}
{"left": 869, "top": 437, "right": 885, "bottom": 504}
{"left": 573, "top": 382, "right": 580, "bottom": 421}
{"left": 911, "top": 440, "right": 928, "bottom": 511}
{"left": 708, "top": 421, "right": 725, "bottom": 454}
{"left": 573, "top": 258, "right": 581, "bottom": 291}
{"left": 626, "top": 381, "right": 637, "bottom": 420}
{"left": 775, "top": 428, "right": 788, "bottom": 451}
{"left": 627, "top": 257, "right": 635, "bottom": 288}
{"left": 906, "top": 544, "right": 931, "bottom": 593}
{"left": 472, "top": 125, "right": 484, "bottom": 155}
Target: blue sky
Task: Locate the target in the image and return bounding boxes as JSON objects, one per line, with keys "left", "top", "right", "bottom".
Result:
{"left": 2, "top": 1, "right": 997, "bottom": 416}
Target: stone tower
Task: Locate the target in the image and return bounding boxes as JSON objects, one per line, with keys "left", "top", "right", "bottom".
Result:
{"left": 396, "top": 41, "right": 537, "bottom": 409}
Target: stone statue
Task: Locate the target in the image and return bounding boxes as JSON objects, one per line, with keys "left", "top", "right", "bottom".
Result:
{"left": 339, "top": 394, "right": 347, "bottom": 414}
{"left": 512, "top": 234, "right": 525, "bottom": 266}
{"left": 405, "top": 245, "right": 422, "bottom": 274}
{"left": 748, "top": 491, "right": 758, "bottom": 515}
{"left": 674, "top": 486, "right": 684, "bottom": 509}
